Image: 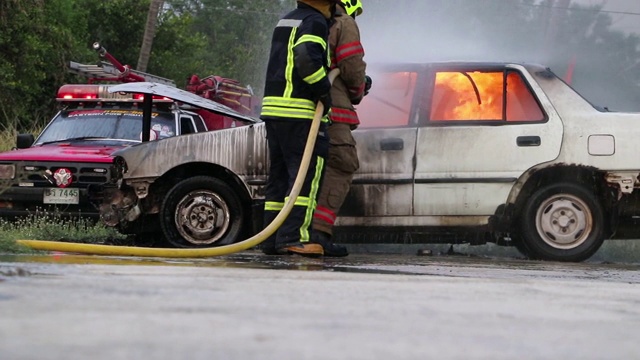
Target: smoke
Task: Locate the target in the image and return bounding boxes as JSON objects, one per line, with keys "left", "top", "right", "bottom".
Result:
{"left": 358, "top": 0, "right": 547, "bottom": 63}
{"left": 357, "top": 0, "right": 640, "bottom": 111}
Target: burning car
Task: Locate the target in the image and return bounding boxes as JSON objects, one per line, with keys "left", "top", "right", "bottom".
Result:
{"left": 94, "top": 62, "right": 640, "bottom": 262}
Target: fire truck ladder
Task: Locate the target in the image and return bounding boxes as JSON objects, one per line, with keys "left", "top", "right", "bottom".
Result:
{"left": 68, "top": 61, "right": 176, "bottom": 86}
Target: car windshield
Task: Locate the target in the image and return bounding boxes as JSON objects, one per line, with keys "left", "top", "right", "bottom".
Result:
{"left": 35, "top": 109, "right": 176, "bottom": 145}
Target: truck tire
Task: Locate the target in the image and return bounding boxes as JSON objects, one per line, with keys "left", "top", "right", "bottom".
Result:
{"left": 519, "top": 182, "right": 605, "bottom": 262}
{"left": 160, "top": 176, "right": 244, "bottom": 248}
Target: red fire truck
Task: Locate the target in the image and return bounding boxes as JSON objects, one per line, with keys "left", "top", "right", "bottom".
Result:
{"left": 0, "top": 43, "right": 259, "bottom": 219}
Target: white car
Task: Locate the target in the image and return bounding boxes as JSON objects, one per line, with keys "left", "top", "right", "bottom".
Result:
{"left": 94, "top": 62, "right": 640, "bottom": 262}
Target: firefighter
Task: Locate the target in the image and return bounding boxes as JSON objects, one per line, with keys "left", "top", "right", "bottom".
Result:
{"left": 260, "top": 0, "right": 340, "bottom": 257}
{"left": 311, "top": 0, "right": 370, "bottom": 257}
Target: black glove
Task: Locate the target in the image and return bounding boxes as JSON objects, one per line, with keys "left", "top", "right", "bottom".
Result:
{"left": 319, "top": 93, "right": 332, "bottom": 117}
{"left": 364, "top": 75, "right": 372, "bottom": 96}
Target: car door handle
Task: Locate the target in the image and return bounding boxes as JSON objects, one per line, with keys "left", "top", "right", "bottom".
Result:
{"left": 517, "top": 136, "right": 541, "bottom": 147}
{"left": 380, "top": 138, "right": 404, "bottom": 151}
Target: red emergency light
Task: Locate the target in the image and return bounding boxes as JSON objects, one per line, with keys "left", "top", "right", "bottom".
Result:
{"left": 57, "top": 84, "right": 173, "bottom": 103}
{"left": 132, "top": 93, "right": 172, "bottom": 101}
{"left": 57, "top": 84, "right": 104, "bottom": 100}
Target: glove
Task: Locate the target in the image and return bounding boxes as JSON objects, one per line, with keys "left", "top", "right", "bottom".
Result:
{"left": 319, "top": 93, "right": 332, "bottom": 117}
{"left": 364, "top": 75, "right": 372, "bottom": 96}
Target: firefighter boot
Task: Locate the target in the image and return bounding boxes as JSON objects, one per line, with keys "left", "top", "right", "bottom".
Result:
{"left": 277, "top": 242, "right": 324, "bottom": 257}
{"left": 312, "top": 231, "right": 349, "bottom": 257}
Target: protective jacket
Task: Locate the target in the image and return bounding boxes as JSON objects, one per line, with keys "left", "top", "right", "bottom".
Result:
{"left": 328, "top": 6, "right": 366, "bottom": 127}
{"left": 261, "top": 3, "right": 332, "bottom": 122}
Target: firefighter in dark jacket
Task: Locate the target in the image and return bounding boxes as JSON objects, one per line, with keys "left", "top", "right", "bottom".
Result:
{"left": 311, "top": 0, "right": 370, "bottom": 257}
{"left": 260, "top": 0, "right": 340, "bottom": 257}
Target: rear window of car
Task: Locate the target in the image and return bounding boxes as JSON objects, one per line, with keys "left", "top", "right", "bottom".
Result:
{"left": 356, "top": 71, "right": 418, "bottom": 128}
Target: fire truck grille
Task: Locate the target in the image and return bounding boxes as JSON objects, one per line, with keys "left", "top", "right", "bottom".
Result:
{"left": 19, "top": 163, "right": 111, "bottom": 187}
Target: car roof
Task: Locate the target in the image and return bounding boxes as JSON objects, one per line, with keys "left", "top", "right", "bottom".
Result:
{"left": 368, "top": 61, "right": 549, "bottom": 73}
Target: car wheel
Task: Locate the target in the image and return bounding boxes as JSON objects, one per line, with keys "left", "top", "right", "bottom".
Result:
{"left": 520, "top": 182, "right": 605, "bottom": 262}
{"left": 160, "top": 176, "right": 244, "bottom": 248}
{"left": 511, "top": 237, "right": 531, "bottom": 259}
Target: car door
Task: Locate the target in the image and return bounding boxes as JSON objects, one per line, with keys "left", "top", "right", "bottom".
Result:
{"left": 339, "top": 69, "right": 421, "bottom": 221}
{"left": 413, "top": 64, "right": 564, "bottom": 217}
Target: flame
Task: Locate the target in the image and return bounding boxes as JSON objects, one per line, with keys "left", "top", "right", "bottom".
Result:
{"left": 432, "top": 72, "right": 504, "bottom": 121}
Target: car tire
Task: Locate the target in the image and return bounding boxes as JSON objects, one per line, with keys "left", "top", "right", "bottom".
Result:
{"left": 519, "top": 182, "right": 606, "bottom": 262}
{"left": 511, "top": 237, "right": 532, "bottom": 259}
{"left": 160, "top": 176, "right": 244, "bottom": 248}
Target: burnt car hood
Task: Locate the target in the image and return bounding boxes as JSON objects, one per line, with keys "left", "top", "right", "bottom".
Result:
{"left": 0, "top": 143, "right": 124, "bottom": 163}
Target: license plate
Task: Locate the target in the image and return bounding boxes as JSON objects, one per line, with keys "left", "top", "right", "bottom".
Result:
{"left": 43, "top": 188, "right": 80, "bottom": 204}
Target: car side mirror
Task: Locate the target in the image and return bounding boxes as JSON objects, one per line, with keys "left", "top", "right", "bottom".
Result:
{"left": 16, "top": 134, "right": 35, "bottom": 149}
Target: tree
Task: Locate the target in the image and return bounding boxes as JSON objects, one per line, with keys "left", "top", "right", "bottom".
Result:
{"left": 160, "top": 0, "right": 294, "bottom": 90}
{"left": 0, "top": 0, "right": 90, "bottom": 129}
{"left": 137, "top": 0, "right": 164, "bottom": 72}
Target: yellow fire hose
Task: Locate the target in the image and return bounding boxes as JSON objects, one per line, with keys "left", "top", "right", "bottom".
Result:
{"left": 17, "top": 70, "right": 340, "bottom": 258}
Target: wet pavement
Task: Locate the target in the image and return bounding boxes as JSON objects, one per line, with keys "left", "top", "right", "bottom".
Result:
{"left": 1, "top": 246, "right": 640, "bottom": 359}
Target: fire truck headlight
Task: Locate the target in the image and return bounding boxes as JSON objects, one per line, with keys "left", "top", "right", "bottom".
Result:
{"left": 0, "top": 164, "right": 15, "bottom": 179}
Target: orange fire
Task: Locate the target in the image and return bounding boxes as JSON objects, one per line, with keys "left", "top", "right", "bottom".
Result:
{"left": 432, "top": 72, "right": 505, "bottom": 121}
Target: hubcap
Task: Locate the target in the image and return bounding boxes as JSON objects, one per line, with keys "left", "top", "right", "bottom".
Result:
{"left": 535, "top": 194, "right": 592, "bottom": 249}
{"left": 174, "top": 190, "right": 230, "bottom": 245}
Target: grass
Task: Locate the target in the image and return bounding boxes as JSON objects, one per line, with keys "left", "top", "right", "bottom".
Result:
{"left": 0, "top": 124, "right": 42, "bottom": 152}
{"left": 0, "top": 214, "right": 128, "bottom": 254}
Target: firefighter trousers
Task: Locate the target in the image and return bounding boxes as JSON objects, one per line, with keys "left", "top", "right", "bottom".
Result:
{"left": 312, "top": 122, "right": 359, "bottom": 236}
{"left": 263, "top": 119, "right": 329, "bottom": 248}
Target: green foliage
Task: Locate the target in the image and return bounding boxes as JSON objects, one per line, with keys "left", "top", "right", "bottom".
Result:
{"left": 82, "top": 0, "right": 151, "bottom": 67}
{"left": 159, "top": 0, "right": 293, "bottom": 89}
{"left": 0, "top": 0, "right": 90, "bottom": 130}
{"left": 0, "top": 214, "right": 127, "bottom": 254}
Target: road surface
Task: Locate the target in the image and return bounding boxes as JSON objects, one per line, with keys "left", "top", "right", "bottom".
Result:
{"left": 1, "top": 248, "right": 640, "bottom": 360}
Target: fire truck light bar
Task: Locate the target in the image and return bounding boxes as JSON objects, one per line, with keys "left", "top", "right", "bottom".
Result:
{"left": 57, "top": 84, "right": 172, "bottom": 102}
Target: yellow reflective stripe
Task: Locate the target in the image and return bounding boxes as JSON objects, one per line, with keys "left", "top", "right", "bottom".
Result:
{"left": 303, "top": 67, "right": 327, "bottom": 85}
{"left": 261, "top": 107, "right": 315, "bottom": 120}
{"left": 300, "top": 156, "right": 324, "bottom": 242}
{"left": 295, "top": 34, "right": 327, "bottom": 50}
{"left": 262, "top": 97, "right": 315, "bottom": 110}
{"left": 283, "top": 196, "right": 311, "bottom": 207}
{"left": 265, "top": 201, "right": 284, "bottom": 211}
{"left": 261, "top": 96, "right": 317, "bottom": 119}
{"left": 285, "top": 28, "right": 297, "bottom": 98}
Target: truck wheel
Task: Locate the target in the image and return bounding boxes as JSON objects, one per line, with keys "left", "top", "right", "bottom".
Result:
{"left": 161, "top": 176, "right": 244, "bottom": 248}
{"left": 520, "top": 182, "right": 605, "bottom": 262}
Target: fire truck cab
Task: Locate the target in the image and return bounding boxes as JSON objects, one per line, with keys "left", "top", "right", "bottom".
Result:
{"left": 0, "top": 44, "right": 259, "bottom": 219}
{"left": 0, "top": 84, "right": 208, "bottom": 217}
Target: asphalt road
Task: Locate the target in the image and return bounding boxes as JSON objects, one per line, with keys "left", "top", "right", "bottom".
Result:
{"left": 1, "top": 249, "right": 640, "bottom": 360}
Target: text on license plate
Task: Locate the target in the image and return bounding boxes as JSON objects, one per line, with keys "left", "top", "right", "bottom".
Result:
{"left": 43, "top": 188, "right": 80, "bottom": 204}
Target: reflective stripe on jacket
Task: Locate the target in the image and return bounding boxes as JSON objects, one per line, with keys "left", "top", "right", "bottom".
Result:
{"left": 261, "top": 3, "right": 332, "bottom": 121}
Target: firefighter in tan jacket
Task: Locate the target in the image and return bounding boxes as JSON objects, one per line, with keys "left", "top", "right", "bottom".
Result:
{"left": 311, "top": 0, "right": 370, "bottom": 257}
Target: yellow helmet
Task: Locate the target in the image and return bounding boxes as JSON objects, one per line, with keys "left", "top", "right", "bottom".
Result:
{"left": 341, "top": 0, "right": 363, "bottom": 17}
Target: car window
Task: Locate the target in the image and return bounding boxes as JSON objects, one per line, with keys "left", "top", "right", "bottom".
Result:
{"left": 180, "top": 116, "right": 196, "bottom": 135}
{"left": 429, "top": 70, "right": 545, "bottom": 123}
{"left": 505, "top": 72, "right": 545, "bottom": 121}
{"left": 356, "top": 71, "right": 418, "bottom": 128}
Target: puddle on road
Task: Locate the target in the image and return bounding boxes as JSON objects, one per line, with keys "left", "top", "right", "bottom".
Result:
{"left": 1, "top": 246, "right": 639, "bottom": 284}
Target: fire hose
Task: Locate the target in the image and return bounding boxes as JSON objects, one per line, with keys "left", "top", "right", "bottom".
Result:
{"left": 16, "top": 70, "right": 340, "bottom": 258}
